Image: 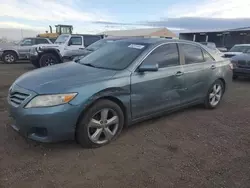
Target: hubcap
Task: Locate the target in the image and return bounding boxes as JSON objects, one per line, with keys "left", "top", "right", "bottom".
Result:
{"left": 209, "top": 84, "right": 222, "bottom": 106}
{"left": 87, "top": 108, "right": 119, "bottom": 144}
{"left": 4, "top": 54, "right": 14, "bottom": 63}
{"left": 44, "top": 57, "right": 57, "bottom": 66}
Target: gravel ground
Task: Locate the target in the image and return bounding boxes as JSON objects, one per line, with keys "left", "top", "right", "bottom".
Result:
{"left": 1, "top": 63, "right": 250, "bottom": 188}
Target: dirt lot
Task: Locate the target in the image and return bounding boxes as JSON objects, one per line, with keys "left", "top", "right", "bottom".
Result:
{"left": 1, "top": 63, "right": 250, "bottom": 188}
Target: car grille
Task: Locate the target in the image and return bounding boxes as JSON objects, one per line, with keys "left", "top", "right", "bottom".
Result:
{"left": 238, "top": 60, "right": 250, "bottom": 68}
{"left": 9, "top": 91, "right": 30, "bottom": 107}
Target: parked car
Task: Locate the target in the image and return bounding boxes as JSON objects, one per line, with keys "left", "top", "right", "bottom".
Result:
{"left": 0, "top": 37, "right": 52, "bottom": 63}
{"left": 8, "top": 38, "right": 232, "bottom": 148}
{"left": 231, "top": 53, "right": 250, "bottom": 79}
{"left": 224, "top": 44, "right": 250, "bottom": 58}
{"left": 199, "top": 42, "right": 224, "bottom": 57}
{"left": 29, "top": 34, "right": 104, "bottom": 68}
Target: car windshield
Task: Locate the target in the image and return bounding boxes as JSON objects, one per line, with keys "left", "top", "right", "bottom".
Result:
{"left": 85, "top": 39, "right": 114, "bottom": 52}
{"left": 229, "top": 45, "right": 250, "bottom": 53}
{"left": 79, "top": 41, "right": 148, "bottom": 70}
{"left": 54, "top": 35, "right": 69, "bottom": 44}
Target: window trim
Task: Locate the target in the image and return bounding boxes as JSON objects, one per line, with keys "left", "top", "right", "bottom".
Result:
{"left": 134, "top": 42, "right": 181, "bottom": 72}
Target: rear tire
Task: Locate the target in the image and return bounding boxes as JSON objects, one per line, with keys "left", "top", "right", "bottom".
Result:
{"left": 39, "top": 53, "right": 60, "bottom": 67}
{"left": 3, "top": 51, "right": 17, "bottom": 64}
{"left": 76, "top": 99, "right": 124, "bottom": 148}
{"left": 204, "top": 80, "right": 224, "bottom": 109}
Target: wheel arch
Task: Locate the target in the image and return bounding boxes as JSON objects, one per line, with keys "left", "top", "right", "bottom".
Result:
{"left": 75, "top": 93, "right": 130, "bottom": 133}
{"left": 38, "top": 48, "right": 62, "bottom": 63}
{"left": 217, "top": 77, "right": 226, "bottom": 93}
{"left": 3, "top": 50, "right": 19, "bottom": 58}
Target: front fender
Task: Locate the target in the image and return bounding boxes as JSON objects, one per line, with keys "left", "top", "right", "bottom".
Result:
{"left": 69, "top": 76, "right": 132, "bottom": 123}
{"left": 38, "top": 48, "right": 63, "bottom": 62}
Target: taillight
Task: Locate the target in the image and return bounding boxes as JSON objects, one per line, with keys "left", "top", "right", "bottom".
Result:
{"left": 230, "top": 60, "right": 238, "bottom": 70}
{"left": 229, "top": 63, "right": 233, "bottom": 70}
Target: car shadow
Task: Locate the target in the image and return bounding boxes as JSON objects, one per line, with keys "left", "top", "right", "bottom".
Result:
{"left": 20, "top": 104, "right": 207, "bottom": 150}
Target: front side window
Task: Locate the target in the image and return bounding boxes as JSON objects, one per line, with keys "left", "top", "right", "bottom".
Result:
{"left": 179, "top": 43, "right": 204, "bottom": 64}
{"left": 79, "top": 42, "right": 148, "bottom": 70}
{"left": 20, "top": 38, "right": 33, "bottom": 46}
{"left": 69, "top": 37, "right": 82, "bottom": 45}
{"left": 142, "top": 43, "right": 179, "bottom": 68}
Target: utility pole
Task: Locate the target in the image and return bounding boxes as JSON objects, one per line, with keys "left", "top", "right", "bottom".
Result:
{"left": 21, "top": 28, "right": 23, "bottom": 39}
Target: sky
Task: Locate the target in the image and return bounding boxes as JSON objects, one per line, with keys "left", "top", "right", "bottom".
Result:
{"left": 1, "top": 0, "right": 250, "bottom": 34}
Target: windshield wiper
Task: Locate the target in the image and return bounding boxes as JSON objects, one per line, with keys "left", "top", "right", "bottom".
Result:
{"left": 83, "top": 63, "right": 98, "bottom": 68}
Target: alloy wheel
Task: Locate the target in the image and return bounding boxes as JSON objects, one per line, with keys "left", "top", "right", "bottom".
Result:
{"left": 4, "top": 54, "right": 15, "bottom": 63}
{"left": 87, "top": 108, "right": 119, "bottom": 144}
{"left": 209, "top": 84, "right": 222, "bottom": 107}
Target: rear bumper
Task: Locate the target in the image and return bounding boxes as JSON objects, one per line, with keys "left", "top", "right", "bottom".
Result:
{"left": 233, "top": 68, "right": 250, "bottom": 77}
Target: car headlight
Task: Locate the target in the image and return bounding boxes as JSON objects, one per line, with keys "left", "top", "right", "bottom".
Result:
{"left": 25, "top": 93, "right": 77, "bottom": 108}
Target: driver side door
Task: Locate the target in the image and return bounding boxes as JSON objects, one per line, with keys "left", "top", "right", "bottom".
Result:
{"left": 65, "top": 36, "right": 84, "bottom": 55}
{"left": 18, "top": 38, "right": 35, "bottom": 59}
{"left": 130, "top": 43, "right": 185, "bottom": 120}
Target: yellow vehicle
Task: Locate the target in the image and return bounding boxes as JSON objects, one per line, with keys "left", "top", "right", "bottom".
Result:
{"left": 37, "top": 24, "right": 73, "bottom": 39}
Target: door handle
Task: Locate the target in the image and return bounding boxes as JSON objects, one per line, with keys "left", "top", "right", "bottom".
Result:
{"left": 175, "top": 71, "right": 184, "bottom": 76}
{"left": 211, "top": 64, "right": 216, "bottom": 69}
{"left": 79, "top": 48, "right": 84, "bottom": 50}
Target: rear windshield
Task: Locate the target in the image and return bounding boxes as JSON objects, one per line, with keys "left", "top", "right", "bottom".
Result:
{"left": 79, "top": 41, "right": 148, "bottom": 70}
{"left": 229, "top": 45, "right": 250, "bottom": 53}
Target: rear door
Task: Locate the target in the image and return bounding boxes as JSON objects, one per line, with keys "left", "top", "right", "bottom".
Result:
{"left": 130, "top": 43, "right": 185, "bottom": 119}
{"left": 177, "top": 43, "right": 208, "bottom": 104}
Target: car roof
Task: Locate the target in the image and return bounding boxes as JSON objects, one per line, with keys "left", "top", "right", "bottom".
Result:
{"left": 115, "top": 37, "right": 203, "bottom": 46}
{"left": 234, "top": 44, "right": 250, "bottom": 47}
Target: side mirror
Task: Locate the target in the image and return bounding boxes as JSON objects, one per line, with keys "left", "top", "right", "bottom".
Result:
{"left": 138, "top": 64, "right": 159, "bottom": 72}
{"left": 68, "top": 40, "right": 72, "bottom": 46}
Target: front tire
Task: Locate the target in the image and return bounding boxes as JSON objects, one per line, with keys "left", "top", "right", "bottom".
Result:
{"left": 76, "top": 100, "right": 124, "bottom": 148}
{"left": 39, "top": 53, "right": 59, "bottom": 67}
{"left": 3, "top": 51, "right": 17, "bottom": 64}
{"left": 204, "top": 80, "right": 224, "bottom": 109}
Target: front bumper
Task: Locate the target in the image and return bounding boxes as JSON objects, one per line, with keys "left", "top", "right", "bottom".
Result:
{"left": 233, "top": 67, "right": 250, "bottom": 77}
{"left": 8, "top": 84, "right": 80, "bottom": 143}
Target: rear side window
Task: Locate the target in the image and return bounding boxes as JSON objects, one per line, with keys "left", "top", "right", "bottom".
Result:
{"left": 142, "top": 43, "right": 180, "bottom": 68}
{"left": 84, "top": 36, "right": 102, "bottom": 47}
{"left": 179, "top": 43, "right": 204, "bottom": 64}
{"left": 36, "top": 38, "right": 50, "bottom": 44}
{"left": 202, "top": 49, "right": 214, "bottom": 62}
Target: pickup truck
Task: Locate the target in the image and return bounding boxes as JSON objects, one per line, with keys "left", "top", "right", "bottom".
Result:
{"left": 29, "top": 34, "right": 104, "bottom": 68}
{"left": 0, "top": 37, "right": 52, "bottom": 63}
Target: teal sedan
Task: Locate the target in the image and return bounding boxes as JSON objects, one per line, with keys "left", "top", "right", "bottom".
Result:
{"left": 8, "top": 38, "right": 232, "bottom": 148}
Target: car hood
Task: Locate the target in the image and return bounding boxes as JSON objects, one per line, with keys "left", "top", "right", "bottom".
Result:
{"left": 231, "top": 53, "right": 250, "bottom": 61}
{"left": 14, "top": 61, "right": 117, "bottom": 94}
